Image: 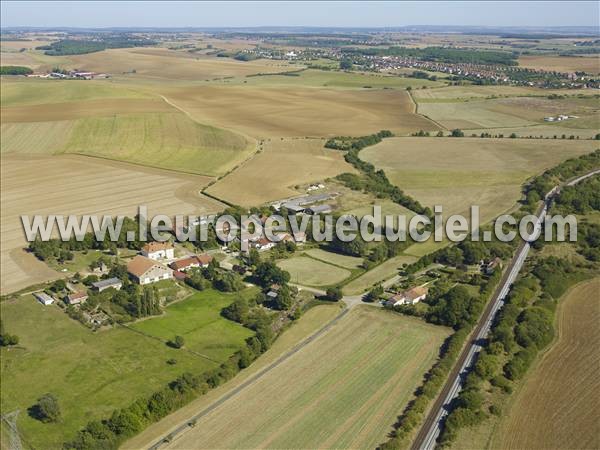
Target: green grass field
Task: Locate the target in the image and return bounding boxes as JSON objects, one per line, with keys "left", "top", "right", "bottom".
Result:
{"left": 131, "top": 289, "right": 255, "bottom": 360}
{"left": 1, "top": 79, "right": 253, "bottom": 176}
{"left": 1, "top": 112, "right": 252, "bottom": 176}
{"left": 277, "top": 256, "right": 352, "bottom": 287}
{"left": 157, "top": 306, "right": 450, "bottom": 449}
{"left": 63, "top": 112, "right": 251, "bottom": 175}
{"left": 0, "top": 289, "right": 253, "bottom": 448}
{"left": 302, "top": 248, "right": 364, "bottom": 269}
{"left": 0, "top": 79, "right": 152, "bottom": 107}
{"left": 343, "top": 254, "right": 418, "bottom": 295}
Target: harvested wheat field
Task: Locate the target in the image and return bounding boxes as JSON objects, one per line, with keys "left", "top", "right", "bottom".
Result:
{"left": 206, "top": 138, "right": 354, "bottom": 206}
{"left": 162, "top": 85, "right": 439, "bottom": 138}
{"left": 361, "top": 137, "right": 598, "bottom": 224}
{"left": 519, "top": 55, "right": 600, "bottom": 74}
{"left": 68, "top": 48, "right": 293, "bottom": 81}
{"left": 494, "top": 278, "right": 600, "bottom": 449}
{"left": 0, "top": 155, "right": 223, "bottom": 294}
{"left": 153, "top": 306, "right": 449, "bottom": 450}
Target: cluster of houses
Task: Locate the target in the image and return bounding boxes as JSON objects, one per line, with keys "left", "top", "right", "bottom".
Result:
{"left": 33, "top": 242, "right": 215, "bottom": 309}
{"left": 543, "top": 114, "right": 577, "bottom": 122}
{"left": 27, "top": 70, "right": 109, "bottom": 80}
{"left": 125, "top": 242, "right": 216, "bottom": 285}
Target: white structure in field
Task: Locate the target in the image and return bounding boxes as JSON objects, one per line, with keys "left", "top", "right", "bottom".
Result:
{"left": 34, "top": 292, "right": 54, "bottom": 306}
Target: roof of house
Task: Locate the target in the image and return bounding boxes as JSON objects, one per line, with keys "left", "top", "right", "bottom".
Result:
{"left": 142, "top": 241, "right": 173, "bottom": 253}
{"left": 256, "top": 237, "right": 273, "bottom": 246}
{"left": 91, "top": 277, "right": 122, "bottom": 289}
{"left": 173, "top": 270, "right": 187, "bottom": 280}
{"left": 170, "top": 254, "right": 213, "bottom": 270}
{"left": 127, "top": 256, "right": 168, "bottom": 278}
{"left": 308, "top": 204, "right": 333, "bottom": 213}
{"left": 197, "top": 254, "right": 213, "bottom": 265}
{"left": 404, "top": 286, "right": 429, "bottom": 301}
{"left": 170, "top": 256, "right": 199, "bottom": 271}
{"left": 68, "top": 291, "right": 88, "bottom": 300}
{"left": 282, "top": 203, "right": 305, "bottom": 212}
{"left": 34, "top": 292, "right": 54, "bottom": 303}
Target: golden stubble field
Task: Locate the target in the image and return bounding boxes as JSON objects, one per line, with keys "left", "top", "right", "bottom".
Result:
{"left": 0, "top": 155, "right": 223, "bottom": 294}
{"left": 206, "top": 138, "right": 354, "bottom": 206}
{"left": 361, "top": 137, "right": 598, "bottom": 224}
{"left": 162, "top": 85, "right": 439, "bottom": 138}
{"left": 519, "top": 55, "right": 600, "bottom": 74}
{"left": 494, "top": 278, "right": 600, "bottom": 449}
{"left": 67, "top": 47, "right": 294, "bottom": 81}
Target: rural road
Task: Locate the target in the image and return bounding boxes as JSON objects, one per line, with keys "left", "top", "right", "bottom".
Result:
{"left": 412, "top": 168, "right": 600, "bottom": 450}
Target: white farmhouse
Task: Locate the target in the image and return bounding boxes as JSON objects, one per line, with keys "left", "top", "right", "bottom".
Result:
{"left": 127, "top": 256, "right": 173, "bottom": 285}
{"left": 141, "top": 242, "right": 175, "bottom": 260}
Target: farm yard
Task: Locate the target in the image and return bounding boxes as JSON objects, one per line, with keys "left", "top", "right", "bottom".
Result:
{"left": 0, "top": 288, "right": 253, "bottom": 449}
{"left": 0, "top": 154, "right": 222, "bottom": 294}
{"left": 360, "top": 137, "right": 598, "bottom": 224}
{"left": 151, "top": 306, "right": 449, "bottom": 450}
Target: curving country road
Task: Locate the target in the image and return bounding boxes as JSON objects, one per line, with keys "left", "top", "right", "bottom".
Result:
{"left": 412, "top": 168, "right": 600, "bottom": 450}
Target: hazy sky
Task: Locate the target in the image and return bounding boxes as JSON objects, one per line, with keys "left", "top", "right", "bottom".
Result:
{"left": 1, "top": 1, "right": 598, "bottom": 28}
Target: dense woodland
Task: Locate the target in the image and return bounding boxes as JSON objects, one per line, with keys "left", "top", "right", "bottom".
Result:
{"left": 36, "top": 36, "right": 156, "bottom": 55}
{"left": 0, "top": 65, "right": 33, "bottom": 75}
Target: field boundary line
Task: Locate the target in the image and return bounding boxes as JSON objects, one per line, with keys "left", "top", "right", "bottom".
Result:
{"left": 407, "top": 90, "right": 447, "bottom": 131}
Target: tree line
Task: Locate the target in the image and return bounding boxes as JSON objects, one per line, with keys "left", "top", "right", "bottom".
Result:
{"left": 329, "top": 130, "right": 432, "bottom": 217}
{"left": 437, "top": 168, "right": 600, "bottom": 446}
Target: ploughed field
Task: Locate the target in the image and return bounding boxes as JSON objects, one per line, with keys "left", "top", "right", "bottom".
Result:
{"left": 157, "top": 306, "right": 450, "bottom": 450}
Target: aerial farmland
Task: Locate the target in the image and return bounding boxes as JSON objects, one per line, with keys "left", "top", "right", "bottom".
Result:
{"left": 1, "top": 4, "right": 599, "bottom": 450}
